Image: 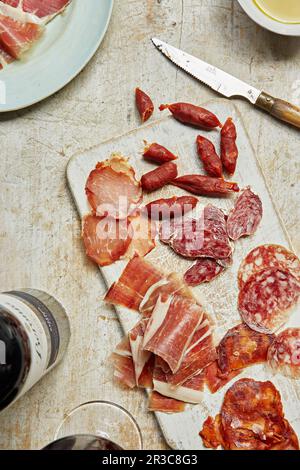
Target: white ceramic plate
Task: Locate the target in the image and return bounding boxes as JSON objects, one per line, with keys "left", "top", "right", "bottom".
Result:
{"left": 0, "top": 0, "right": 114, "bottom": 112}
{"left": 238, "top": 0, "right": 300, "bottom": 36}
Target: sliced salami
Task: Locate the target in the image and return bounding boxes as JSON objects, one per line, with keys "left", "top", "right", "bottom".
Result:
{"left": 268, "top": 328, "right": 300, "bottom": 379}
{"left": 238, "top": 267, "right": 300, "bottom": 334}
{"left": 184, "top": 258, "right": 225, "bottom": 286}
{"left": 227, "top": 187, "right": 262, "bottom": 241}
{"left": 160, "top": 204, "right": 232, "bottom": 260}
{"left": 238, "top": 244, "right": 300, "bottom": 289}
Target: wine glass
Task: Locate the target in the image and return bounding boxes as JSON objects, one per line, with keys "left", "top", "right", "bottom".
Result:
{"left": 43, "top": 400, "right": 143, "bottom": 450}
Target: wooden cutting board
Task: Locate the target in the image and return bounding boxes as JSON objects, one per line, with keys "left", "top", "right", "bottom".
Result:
{"left": 67, "top": 99, "right": 300, "bottom": 450}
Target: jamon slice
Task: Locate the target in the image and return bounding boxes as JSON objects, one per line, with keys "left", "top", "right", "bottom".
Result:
{"left": 82, "top": 214, "right": 131, "bottom": 267}
{"left": 217, "top": 323, "right": 274, "bottom": 374}
{"left": 142, "top": 294, "right": 204, "bottom": 373}
{"left": 160, "top": 205, "right": 232, "bottom": 260}
{"left": 238, "top": 244, "right": 300, "bottom": 290}
{"left": 0, "top": 13, "right": 43, "bottom": 58}
{"left": 128, "top": 319, "right": 151, "bottom": 383}
{"left": 268, "top": 328, "right": 300, "bottom": 379}
{"left": 85, "top": 155, "right": 142, "bottom": 220}
{"left": 153, "top": 357, "right": 205, "bottom": 404}
{"left": 125, "top": 209, "right": 156, "bottom": 259}
{"left": 0, "top": 1, "right": 70, "bottom": 23}
{"left": 226, "top": 187, "right": 262, "bottom": 241}
{"left": 111, "top": 336, "right": 136, "bottom": 389}
{"left": 238, "top": 267, "right": 300, "bottom": 334}
{"left": 104, "top": 257, "right": 165, "bottom": 311}
{"left": 184, "top": 258, "right": 225, "bottom": 286}
{"left": 148, "top": 391, "right": 185, "bottom": 414}
{"left": 140, "top": 272, "right": 198, "bottom": 317}
{"left": 0, "top": 42, "right": 13, "bottom": 67}
{"left": 204, "top": 361, "right": 240, "bottom": 394}
{"left": 167, "top": 314, "right": 216, "bottom": 386}
{"left": 200, "top": 378, "right": 299, "bottom": 450}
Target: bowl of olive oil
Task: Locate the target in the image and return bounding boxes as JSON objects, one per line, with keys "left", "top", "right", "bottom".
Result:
{"left": 238, "top": 0, "right": 300, "bottom": 35}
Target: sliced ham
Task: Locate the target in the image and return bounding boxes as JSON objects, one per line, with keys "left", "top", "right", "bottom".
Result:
{"left": 142, "top": 294, "right": 204, "bottom": 373}
{"left": 85, "top": 155, "right": 142, "bottom": 220}
{"left": 104, "top": 257, "right": 165, "bottom": 311}
{"left": 167, "top": 315, "right": 216, "bottom": 386}
{"left": 0, "top": 13, "right": 42, "bottom": 58}
{"left": 111, "top": 353, "right": 136, "bottom": 389}
{"left": 153, "top": 357, "right": 206, "bottom": 404}
{"left": 128, "top": 318, "right": 151, "bottom": 383}
{"left": 82, "top": 214, "right": 131, "bottom": 267}
{"left": 125, "top": 209, "right": 156, "bottom": 259}
{"left": 0, "top": 0, "right": 70, "bottom": 23}
{"left": 148, "top": 391, "right": 186, "bottom": 414}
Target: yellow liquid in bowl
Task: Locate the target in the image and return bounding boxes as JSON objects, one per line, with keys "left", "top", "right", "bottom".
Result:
{"left": 254, "top": 0, "right": 300, "bottom": 24}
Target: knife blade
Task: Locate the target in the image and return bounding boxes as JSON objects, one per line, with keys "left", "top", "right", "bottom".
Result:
{"left": 152, "top": 38, "right": 300, "bottom": 129}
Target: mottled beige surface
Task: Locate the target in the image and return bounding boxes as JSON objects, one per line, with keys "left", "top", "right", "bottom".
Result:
{"left": 0, "top": 0, "right": 299, "bottom": 450}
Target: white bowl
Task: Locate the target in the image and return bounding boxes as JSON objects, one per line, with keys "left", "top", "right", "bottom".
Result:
{"left": 238, "top": 0, "right": 300, "bottom": 36}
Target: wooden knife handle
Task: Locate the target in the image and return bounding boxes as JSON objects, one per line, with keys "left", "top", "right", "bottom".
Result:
{"left": 256, "top": 91, "right": 300, "bottom": 129}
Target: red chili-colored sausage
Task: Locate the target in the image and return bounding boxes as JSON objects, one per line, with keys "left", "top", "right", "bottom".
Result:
{"left": 143, "top": 143, "right": 177, "bottom": 164}
{"left": 172, "top": 175, "right": 239, "bottom": 196}
{"left": 141, "top": 162, "right": 178, "bottom": 192}
{"left": 196, "top": 136, "right": 222, "bottom": 177}
{"left": 135, "top": 88, "right": 154, "bottom": 123}
{"left": 145, "top": 195, "right": 198, "bottom": 220}
{"left": 221, "top": 117, "right": 238, "bottom": 175}
{"left": 159, "top": 102, "right": 222, "bottom": 130}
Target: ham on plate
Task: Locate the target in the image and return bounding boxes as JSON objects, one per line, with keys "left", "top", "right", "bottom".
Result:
{"left": 0, "top": 0, "right": 70, "bottom": 23}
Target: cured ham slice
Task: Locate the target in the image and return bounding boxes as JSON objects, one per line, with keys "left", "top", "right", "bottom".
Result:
{"left": 268, "top": 328, "right": 300, "bottom": 379}
{"left": 0, "top": 42, "right": 13, "bottom": 67}
{"left": 148, "top": 391, "right": 186, "bottom": 414}
{"left": 111, "top": 336, "right": 136, "bottom": 389}
{"left": 238, "top": 267, "right": 300, "bottom": 334}
{"left": 217, "top": 323, "right": 274, "bottom": 374}
{"left": 167, "top": 315, "right": 216, "bottom": 386}
{"left": 85, "top": 155, "right": 142, "bottom": 220}
{"left": 153, "top": 356, "right": 206, "bottom": 404}
{"left": 238, "top": 244, "right": 300, "bottom": 290}
{"left": 125, "top": 210, "right": 156, "bottom": 259}
{"left": 160, "top": 205, "right": 232, "bottom": 260}
{"left": 128, "top": 319, "right": 151, "bottom": 383}
{"left": 204, "top": 361, "right": 240, "bottom": 394}
{"left": 200, "top": 379, "right": 299, "bottom": 450}
{"left": 140, "top": 272, "right": 197, "bottom": 317}
{"left": 105, "top": 257, "right": 165, "bottom": 311}
{"left": 0, "top": 13, "right": 42, "bottom": 58}
{"left": 184, "top": 258, "right": 225, "bottom": 286}
{"left": 142, "top": 294, "right": 204, "bottom": 373}
{"left": 82, "top": 214, "right": 131, "bottom": 267}
{"left": 226, "top": 187, "right": 263, "bottom": 241}
{"left": 0, "top": 0, "right": 70, "bottom": 23}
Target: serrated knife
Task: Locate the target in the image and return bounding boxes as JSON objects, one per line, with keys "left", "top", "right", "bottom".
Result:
{"left": 152, "top": 38, "right": 300, "bottom": 129}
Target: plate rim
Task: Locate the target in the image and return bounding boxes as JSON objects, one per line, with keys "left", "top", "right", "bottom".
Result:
{"left": 0, "top": 0, "right": 114, "bottom": 112}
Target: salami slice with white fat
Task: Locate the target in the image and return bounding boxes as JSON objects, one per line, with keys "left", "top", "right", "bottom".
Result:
{"left": 268, "top": 328, "right": 300, "bottom": 379}
{"left": 184, "top": 258, "right": 225, "bottom": 286}
{"left": 160, "top": 205, "right": 232, "bottom": 260}
{"left": 238, "top": 267, "right": 300, "bottom": 334}
{"left": 227, "top": 187, "right": 262, "bottom": 241}
{"left": 238, "top": 244, "right": 300, "bottom": 290}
